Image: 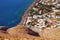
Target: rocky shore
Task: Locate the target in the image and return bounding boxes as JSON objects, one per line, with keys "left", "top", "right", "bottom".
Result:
{"left": 20, "top": 0, "right": 39, "bottom": 25}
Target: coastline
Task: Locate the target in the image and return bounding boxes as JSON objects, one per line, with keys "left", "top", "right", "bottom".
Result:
{"left": 19, "top": 0, "right": 39, "bottom": 26}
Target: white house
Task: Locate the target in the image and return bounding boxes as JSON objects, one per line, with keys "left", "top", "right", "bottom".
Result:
{"left": 33, "top": 7, "right": 38, "bottom": 11}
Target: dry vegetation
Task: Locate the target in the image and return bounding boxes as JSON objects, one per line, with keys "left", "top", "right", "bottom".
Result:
{"left": 0, "top": 25, "right": 60, "bottom": 40}
{"left": 40, "top": 27, "right": 60, "bottom": 40}
{"left": 0, "top": 25, "right": 46, "bottom": 40}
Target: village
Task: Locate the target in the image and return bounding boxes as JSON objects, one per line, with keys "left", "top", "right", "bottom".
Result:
{"left": 24, "top": 0, "right": 60, "bottom": 32}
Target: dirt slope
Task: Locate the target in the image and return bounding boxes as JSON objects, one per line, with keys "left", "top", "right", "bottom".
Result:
{"left": 40, "top": 27, "right": 60, "bottom": 40}
{"left": 0, "top": 25, "right": 46, "bottom": 40}
{"left": 0, "top": 25, "right": 60, "bottom": 40}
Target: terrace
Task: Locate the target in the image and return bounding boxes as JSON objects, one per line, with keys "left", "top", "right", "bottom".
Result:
{"left": 25, "top": 0, "right": 60, "bottom": 32}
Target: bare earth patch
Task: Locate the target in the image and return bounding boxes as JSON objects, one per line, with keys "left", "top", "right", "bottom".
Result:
{"left": 0, "top": 25, "right": 46, "bottom": 40}
{"left": 40, "top": 27, "right": 60, "bottom": 40}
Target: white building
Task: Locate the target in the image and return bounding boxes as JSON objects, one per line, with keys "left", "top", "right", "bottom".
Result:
{"left": 39, "top": 10, "right": 42, "bottom": 14}
{"left": 33, "top": 7, "right": 38, "bottom": 11}
{"left": 26, "top": 17, "right": 32, "bottom": 24}
{"left": 56, "top": 16, "right": 60, "bottom": 18}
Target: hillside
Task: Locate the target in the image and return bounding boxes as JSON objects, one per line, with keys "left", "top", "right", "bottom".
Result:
{"left": 0, "top": 25, "right": 46, "bottom": 40}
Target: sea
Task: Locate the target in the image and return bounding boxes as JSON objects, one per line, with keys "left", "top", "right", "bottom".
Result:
{"left": 0, "top": 0, "right": 34, "bottom": 27}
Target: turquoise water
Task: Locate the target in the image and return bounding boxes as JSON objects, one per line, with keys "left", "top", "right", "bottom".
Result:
{"left": 0, "top": 0, "right": 34, "bottom": 27}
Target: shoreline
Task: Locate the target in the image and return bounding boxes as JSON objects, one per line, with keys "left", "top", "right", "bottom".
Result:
{"left": 19, "top": 0, "right": 39, "bottom": 26}
{"left": 0, "top": 0, "right": 39, "bottom": 28}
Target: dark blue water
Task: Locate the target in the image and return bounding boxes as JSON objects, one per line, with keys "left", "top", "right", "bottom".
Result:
{"left": 0, "top": 0, "right": 34, "bottom": 27}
